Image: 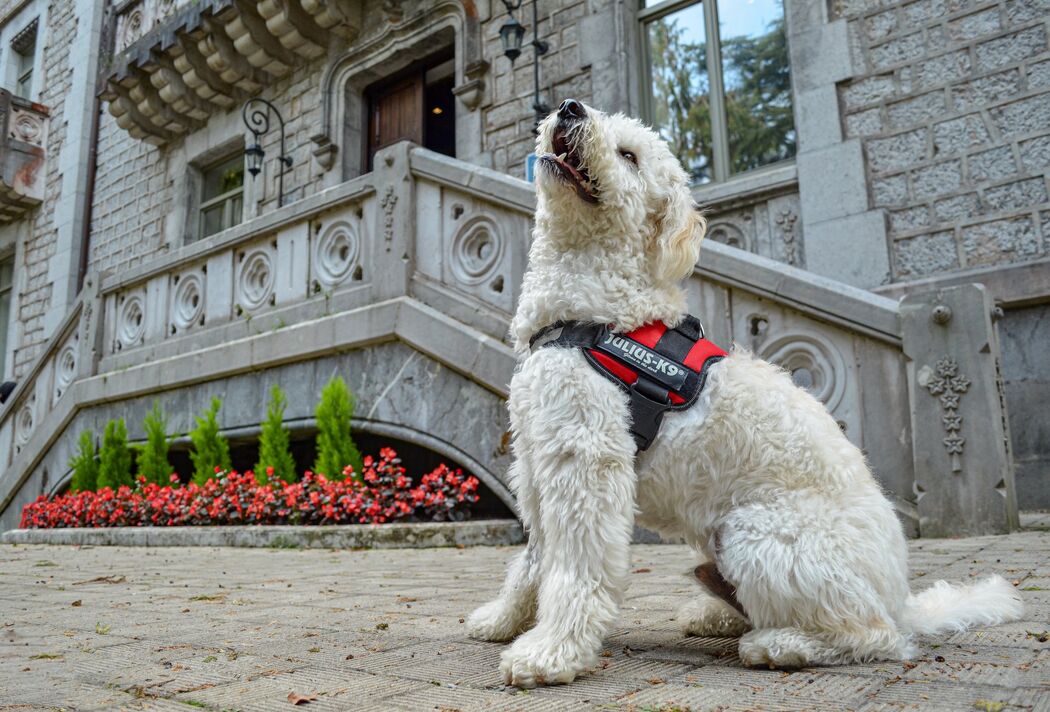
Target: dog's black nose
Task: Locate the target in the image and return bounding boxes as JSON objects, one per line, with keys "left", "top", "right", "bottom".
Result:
{"left": 558, "top": 99, "right": 586, "bottom": 120}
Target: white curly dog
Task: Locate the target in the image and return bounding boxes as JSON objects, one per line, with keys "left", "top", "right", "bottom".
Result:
{"left": 467, "top": 100, "right": 1023, "bottom": 687}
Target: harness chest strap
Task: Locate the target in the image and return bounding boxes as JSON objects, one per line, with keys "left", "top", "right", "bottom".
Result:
{"left": 529, "top": 316, "right": 727, "bottom": 450}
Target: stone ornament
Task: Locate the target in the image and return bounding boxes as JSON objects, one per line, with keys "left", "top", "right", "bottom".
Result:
{"left": 922, "top": 356, "right": 970, "bottom": 473}
{"left": 171, "top": 271, "right": 206, "bottom": 333}
{"left": 450, "top": 216, "right": 503, "bottom": 286}
{"left": 380, "top": 187, "right": 397, "bottom": 250}
{"left": 117, "top": 294, "right": 147, "bottom": 351}
{"left": 707, "top": 221, "right": 749, "bottom": 251}
{"left": 53, "top": 337, "right": 78, "bottom": 405}
{"left": 314, "top": 220, "right": 361, "bottom": 288}
{"left": 14, "top": 395, "right": 35, "bottom": 450}
{"left": 774, "top": 209, "right": 800, "bottom": 267}
{"left": 762, "top": 333, "right": 846, "bottom": 412}
{"left": 236, "top": 248, "right": 276, "bottom": 312}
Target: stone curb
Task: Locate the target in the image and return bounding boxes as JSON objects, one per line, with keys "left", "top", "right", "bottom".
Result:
{"left": 0, "top": 519, "right": 524, "bottom": 549}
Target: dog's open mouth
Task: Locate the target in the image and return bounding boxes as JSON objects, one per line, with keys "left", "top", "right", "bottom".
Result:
{"left": 540, "top": 127, "right": 599, "bottom": 204}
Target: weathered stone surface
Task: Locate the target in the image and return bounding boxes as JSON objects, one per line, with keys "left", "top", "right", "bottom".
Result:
{"left": 933, "top": 193, "right": 980, "bottom": 222}
{"left": 1, "top": 531, "right": 1048, "bottom": 710}
{"left": 893, "top": 230, "right": 959, "bottom": 276}
{"left": 932, "top": 114, "right": 991, "bottom": 157}
{"left": 912, "top": 159, "right": 963, "bottom": 199}
{"left": 866, "top": 128, "right": 929, "bottom": 173}
{"left": 974, "top": 25, "right": 1047, "bottom": 71}
{"left": 962, "top": 216, "right": 1039, "bottom": 267}
{"left": 982, "top": 177, "right": 1048, "bottom": 213}
{"left": 900, "top": 284, "right": 1018, "bottom": 536}
{"left": 969, "top": 145, "right": 1019, "bottom": 183}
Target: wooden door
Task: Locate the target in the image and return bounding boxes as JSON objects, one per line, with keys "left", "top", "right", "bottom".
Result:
{"left": 368, "top": 74, "right": 424, "bottom": 165}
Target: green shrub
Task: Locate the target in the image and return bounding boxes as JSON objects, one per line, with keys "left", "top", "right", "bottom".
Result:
{"left": 137, "top": 402, "right": 172, "bottom": 485}
{"left": 313, "top": 376, "right": 363, "bottom": 478}
{"left": 97, "top": 419, "right": 133, "bottom": 490}
{"left": 255, "top": 384, "right": 297, "bottom": 484}
{"left": 189, "top": 397, "right": 232, "bottom": 485}
{"left": 68, "top": 431, "right": 99, "bottom": 493}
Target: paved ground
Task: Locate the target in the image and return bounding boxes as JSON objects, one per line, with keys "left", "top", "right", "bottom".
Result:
{"left": 2, "top": 520, "right": 1049, "bottom": 711}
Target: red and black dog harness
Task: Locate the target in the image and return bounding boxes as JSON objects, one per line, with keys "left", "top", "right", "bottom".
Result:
{"left": 529, "top": 315, "right": 727, "bottom": 450}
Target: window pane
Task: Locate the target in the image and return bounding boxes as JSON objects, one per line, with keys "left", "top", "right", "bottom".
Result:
{"left": 202, "top": 155, "right": 244, "bottom": 200}
{"left": 646, "top": 3, "right": 714, "bottom": 184}
{"left": 718, "top": 0, "right": 796, "bottom": 175}
{"left": 200, "top": 203, "right": 226, "bottom": 239}
{"left": 227, "top": 195, "right": 243, "bottom": 231}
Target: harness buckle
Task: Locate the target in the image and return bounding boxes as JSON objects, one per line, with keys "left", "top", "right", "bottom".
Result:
{"left": 627, "top": 378, "right": 672, "bottom": 451}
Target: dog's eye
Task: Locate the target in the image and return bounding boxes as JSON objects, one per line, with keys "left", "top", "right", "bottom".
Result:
{"left": 619, "top": 149, "right": 637, "bottom": 165}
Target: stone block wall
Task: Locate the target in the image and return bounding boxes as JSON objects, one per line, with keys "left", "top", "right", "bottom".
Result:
{"left": 836, "top": 0, "right": 1050, "bottom": 281}
{"left": 9, "top": 0, "right": 74, "bottom": 378}
{"left": 86, "top": 0, "right": 596, "bottom": 273}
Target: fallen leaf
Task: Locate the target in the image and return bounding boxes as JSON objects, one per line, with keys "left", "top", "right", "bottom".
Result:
{"left": 345, "top": 654, "right": 354, "bottom": 660}
{"left": 95, "top": 623, "right": 111, "bottom": 635}
{"left": 203, "top": 656, "right": 217, "bottom": 663}
{"left": 189, "top": 593, "right": 227, "bottom": 602}
{"left": 631, "top": 568, "right": 652, "bottom": 574}
{"left": 973, "top": 700, "right": 1005, "bottom": 712}
{"left": 71, "top": 600, "right": 82, "bottom": 607}
{"left": 29, "top": 653, "right": 63, "bottom": 660}
{"left": 396, "top": 596, "right": 417, "bottom": 603}
{"left": 375, "top": 623, "right": 388, "bottom": 630}
{"left": 74, "top": 575, "right": 125, "bottom": 585}
{"left": 288, "top": 692, "right": 318, "bottom": 705}
{"left": 646, "top": 678, "right": 665, "bottom": 685}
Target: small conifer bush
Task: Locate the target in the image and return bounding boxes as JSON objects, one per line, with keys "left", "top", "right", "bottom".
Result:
{"left": 138, "top": 402, "right": 172, "bottom": 485}
{"left": 313, "top": 376, "right": 363, "bottom": 478}
{"left": 97, "top": 419, "right": 133, "bottom": 490}
{"left": 190, "top": 397, "right": 232, "bottom": 485}
{"left": 255, "top": 384, "right": 297, "bottom": 484}
{"left": 68, "top": 431, "right": 99, "bottom": 493}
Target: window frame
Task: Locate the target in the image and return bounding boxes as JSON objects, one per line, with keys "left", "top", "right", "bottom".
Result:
{"left": 5, "top": 15, "right": 40, "bottom": 101}
{"left": 196, "top": 153, "right": 245, "bottom": 242}
{"left": 0, "top": 255, "right": 14, "bottom": 380}
{"left": 637, "top": 0, "right": 794, "bottom": 186}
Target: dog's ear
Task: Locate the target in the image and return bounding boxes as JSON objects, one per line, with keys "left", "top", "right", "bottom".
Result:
{"left": 654, "top": 191, "right": 706, "bottom": 282}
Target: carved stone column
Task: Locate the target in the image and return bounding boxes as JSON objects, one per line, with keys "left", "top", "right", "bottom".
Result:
{"left": 369, "top": 142, "right": 414, "bottom": 302}
{"left": 901, "top": 283, "right": 1019, "bottom": 537}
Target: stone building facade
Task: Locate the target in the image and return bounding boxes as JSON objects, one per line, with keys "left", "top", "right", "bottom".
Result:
{"left": 0, "top": 0, "right": 1045, "bottom": 529}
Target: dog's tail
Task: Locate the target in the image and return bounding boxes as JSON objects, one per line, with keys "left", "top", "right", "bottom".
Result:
{"left": 899, "top": 575, "right": 1023, "bottom": 635}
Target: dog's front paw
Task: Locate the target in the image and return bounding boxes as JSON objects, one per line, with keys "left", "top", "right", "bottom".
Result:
{"left": 676, "top": 596, "right": 750, "bottom": 637}
{"left": 499, "top": 629, "right": 595, "bottom": 688}
{"left": 467, "top": 599, "right": 533, "bottom": 642}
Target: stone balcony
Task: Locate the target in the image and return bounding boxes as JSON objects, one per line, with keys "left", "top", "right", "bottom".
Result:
{"left": 101, "top": 0, "right": 362, "bottom": 145}
{"left": 0, "top": 89, "right": 48, "bottom": 223}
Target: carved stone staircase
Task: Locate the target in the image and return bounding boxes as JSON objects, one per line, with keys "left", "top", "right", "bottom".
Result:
{"left": 0, "top": 145, "right": 1019, "bottom": 537}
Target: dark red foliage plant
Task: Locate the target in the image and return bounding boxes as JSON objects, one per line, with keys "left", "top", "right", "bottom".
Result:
{"left": 20, "top": 448, "right": 480, "bottom": 529}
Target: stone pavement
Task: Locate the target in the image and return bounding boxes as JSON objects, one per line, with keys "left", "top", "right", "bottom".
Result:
{"left": 2, "top": 524, "right": 1049, "bottom": 711}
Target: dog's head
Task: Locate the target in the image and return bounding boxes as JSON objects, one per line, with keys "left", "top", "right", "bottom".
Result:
{"left": 535, "top": 99, "right": 706, "bottom": 283}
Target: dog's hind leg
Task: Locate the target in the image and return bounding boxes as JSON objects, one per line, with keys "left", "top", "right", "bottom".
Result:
{"left": 499, "top": 429, "right": 636, "bottom": 687}
{"left": 468, "top": 459, "right": 542, "bottom": 642}
{"left": 676, "top": 594, "right": 750, "bottom": 637}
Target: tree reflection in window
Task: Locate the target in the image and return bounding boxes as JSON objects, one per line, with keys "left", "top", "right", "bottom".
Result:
{"left": 642, "top": 0, "right": 796, "bottom": 185}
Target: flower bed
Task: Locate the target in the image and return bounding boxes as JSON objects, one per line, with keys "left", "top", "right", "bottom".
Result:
{"left": 21, "top": 448, "right": 480, "bottom": 529}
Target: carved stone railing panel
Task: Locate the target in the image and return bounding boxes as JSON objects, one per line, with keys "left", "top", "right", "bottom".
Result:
{"left": 99, "top": 183, "right": 376, "bottom": 359}
{"left": 0, "top": 277, "right": 98, "bottom": 473}
{"left": 0, "top": 89, "right": 49, "bottom": 223}
{"left": 102, "top": 0, "right": 363, "bottom": 145}
{"left": 415, "top": 179, "right": 531, "bottom": 317}
{"left": 705, "top": 191, "right": 805, "bottom": 269}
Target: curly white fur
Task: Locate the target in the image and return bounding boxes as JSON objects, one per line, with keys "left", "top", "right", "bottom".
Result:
{"left": 468, "top": 102, "right": 1023, "bottom": 686}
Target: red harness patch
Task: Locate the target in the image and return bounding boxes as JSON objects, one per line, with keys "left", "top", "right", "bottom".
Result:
{"left": 529, "top": 315, "right": 727, "bottom": 449}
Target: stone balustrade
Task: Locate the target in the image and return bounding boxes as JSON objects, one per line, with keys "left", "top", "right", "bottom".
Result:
{"left": 102, "top": 0, "right": 362, "bottom": 145}
{"left": 0, "top": 89, "right": 49, "bottom": 223}
{"left": 0, "top": 144, "right": 1019, "bottom": 537}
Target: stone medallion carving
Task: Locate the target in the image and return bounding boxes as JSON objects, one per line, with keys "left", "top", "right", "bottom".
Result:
{"left": 707, "top": 221, "right": 750, "bottom": 251}
{"left": 117, "top": 294, "right": 146, "bottom": 350}
{"left": 237, "top": 248, "right": 275, "bottom": 312}
{"left": 171, "top": 272, "right": 205, "bottom": 332}
{"left": 450, "top": 216, "right": 503, "bottom": 286}
{"left": 314, "top": 220, "right": 360, "bottom": 288}
{"left": 921, "top": 356, "right": 970, "bottom": 473}
{"left": 11, "top": 109, "right": 43, "bottom": 144}
{"left": 53, "top": 340, "right": 78, "bottom": 403}
{"left": 762, "top": 333, "right": 846, "bottom": 412}
{"left": 118, "top": 7, "right": 146, "bottom": 51}
{"left": 14, "top": 395, "right": 35, "bottom": 449}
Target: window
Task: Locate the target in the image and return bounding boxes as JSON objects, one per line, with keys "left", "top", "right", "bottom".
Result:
{"left": 0, "top": 258, "right": 13, "bottom": 377}
{"left": 10, "top": 18, "right": 37, "bottom": 100}
{"left": 198, "top": 154, "right": 245, "bottom": 241}
{"left": 639, "top": 0, "right": 796, "bottom": 184}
